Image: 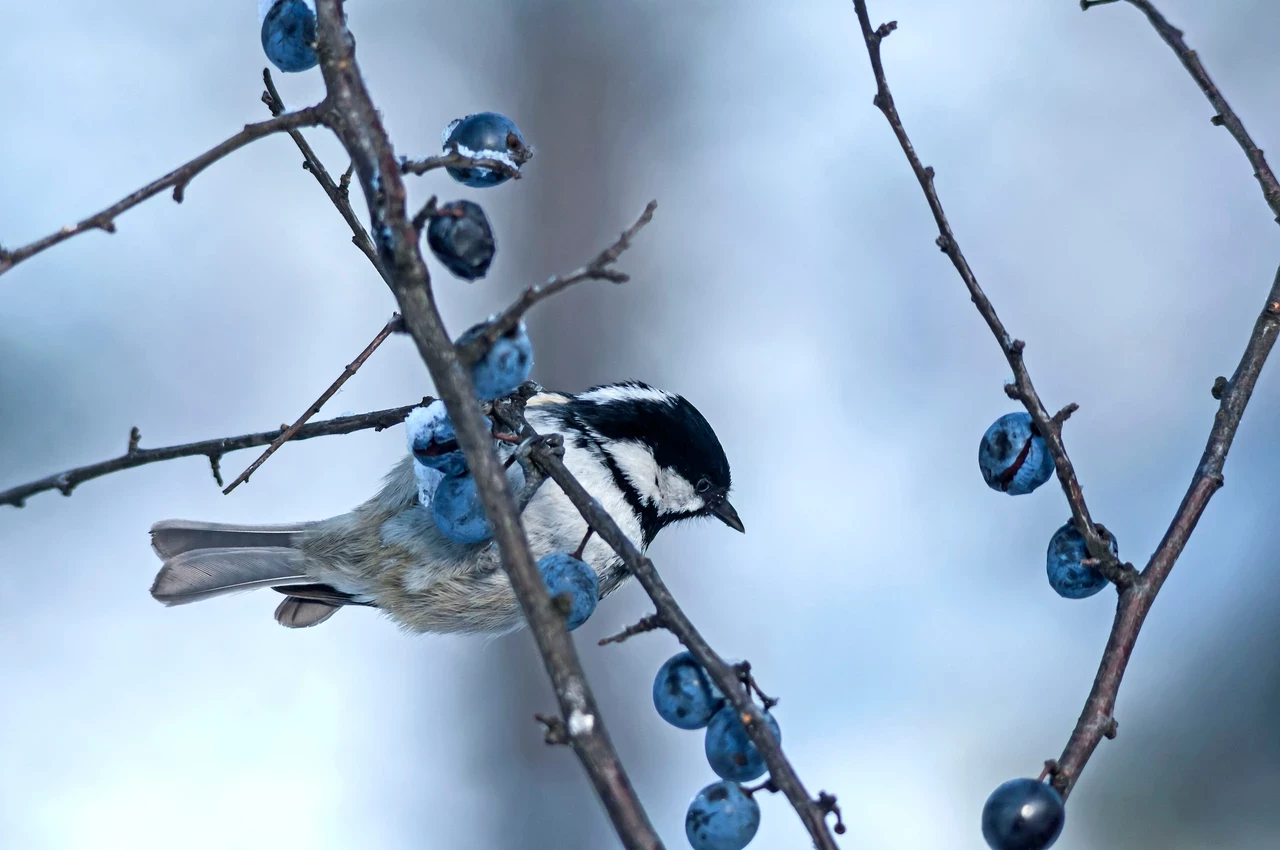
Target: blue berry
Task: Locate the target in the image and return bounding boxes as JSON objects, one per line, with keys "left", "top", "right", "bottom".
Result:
{"left": 981, "top": 778, "right": 1065, "bottom": 850}
{"left": 978, "top": 412, "right": 1054, "bottom": 495}
{"left": 405, "top": 401, "right": 467, "bottom": 477}
{"left": 705, "top": 706, "right": 780, "bottom": 783}
{"left": 431, "top": 464, "right": 525, "bottom": 544}
{"left": 536, "top": 552, "right": 599, "bottom": 630}
{"left": 441, "top": 112, "right": 528, "bottom": 188}
{"left": 1046, "top": 521, "right": 1118, "bottom": 599}
{"left": 427, "top": 200, "right": 496, "bottom": 281}
{"left": 457, "top": 321, "right": 534, "bottom": 400}
{"left": 653, "top": 652, "right": 725, "bottom": 730}
{"left": 685, "top": 781, "right": 760, "bottom": 850}
{"left": 260, "top": 0, "right": 318, "bottom": 73}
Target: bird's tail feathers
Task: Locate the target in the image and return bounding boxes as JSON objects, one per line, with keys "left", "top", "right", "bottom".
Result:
{"left": 150, "top": 518, "right": 316, "bottom": 559}
{"left": 150, "top": 546, "right": 309, "bottom": 606}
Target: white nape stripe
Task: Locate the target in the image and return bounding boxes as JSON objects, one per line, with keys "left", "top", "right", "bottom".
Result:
{"left": 578, "top": 383, "right": 675, "bottom": 407}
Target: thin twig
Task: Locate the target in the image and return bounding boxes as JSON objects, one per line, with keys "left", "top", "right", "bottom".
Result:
{"left": 0, "top": 404, "right": 426, "bottom": 508}
{"left": 311, "top": 4, "right": 661, "bottom": 848}
{"left": 598, "top": 613, "right": 668, "bottom": 646}
{"left": 260, "top": 69, "right": 389, "bottom": 282}
{"left": 491, "top": 403, "right": 842, "bottom": 850}
{"left": 1086, "top": 1, "right": 1280, "bottom": 222}
{"left": 222, "top": 314, "right": 403, "bottom": 494}
{"left": 0, "top": 107, "right": 325, "bottom": 279}
{"left": 848, "top": 2, "right": 1135, "bottom": 586}
{"left": 399, "top": 149, "right": 531, "bottom": 179}
{"left": 458, "top": 200, "right": 658, "bottom": 365}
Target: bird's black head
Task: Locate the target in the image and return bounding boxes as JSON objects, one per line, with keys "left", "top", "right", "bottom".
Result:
{"left": 568, "top": 381, "right": 742, "bottom": 545}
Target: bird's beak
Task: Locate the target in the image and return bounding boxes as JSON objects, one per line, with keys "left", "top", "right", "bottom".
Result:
{"left": 709, "top": 498, "right": 745, "bottom": 533}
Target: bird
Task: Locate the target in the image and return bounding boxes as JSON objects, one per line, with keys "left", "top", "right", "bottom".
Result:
{"left": 148, "top": 381, "right": 743, "bottom": 634}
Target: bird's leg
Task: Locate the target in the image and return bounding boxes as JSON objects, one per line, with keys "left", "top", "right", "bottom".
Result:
{"left": 511, "top": 433, "right": 564, "bottom": 513}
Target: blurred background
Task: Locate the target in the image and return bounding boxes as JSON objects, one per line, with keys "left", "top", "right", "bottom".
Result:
{"left": 4, "top": 1, "right": 1280, "bottom": 847}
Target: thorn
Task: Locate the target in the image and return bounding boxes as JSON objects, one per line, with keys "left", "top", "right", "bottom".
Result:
{"left": 815, "top": 791, "right": 847, "bottom": 835}
{"left": 127, "top": 426, "right": 141, "bottom": 455}
{"left": 1211, "top": 376, "right": 1228, "bottom": 399}
{"left": 172, "top": 183, "right": 187, "bottom": 203}
{"left": 1051, "top": 403, "right": 1079, "bottom": 426}
{"left": 742, "top": 779, "right": 778, "bottom": 797}
{"left": 534, "top": 713, "right": 569, "bottom": 746}
{"left": 209, "top": 454, "right": 224, "bottom": 487}
{"left": 598, "top": 613, "right": 668, "bottom": 646}
{"left": 1038, "top": 760, "right": 1060, "bottom": 782}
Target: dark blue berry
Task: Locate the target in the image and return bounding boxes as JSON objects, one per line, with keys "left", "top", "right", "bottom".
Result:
{"left": 456, "top": 321, "right": 534, "bottom": 400}
{"left": 431, "top": 464, "right": 524, "bottom": 545}
{"left": 981, "top": 778, "right": 1065, "bottom": 850}
{"left": 685, "top": 781, "right": 760, "bottom": 850}
{"left": 705, "top": 706, "right": 780, "bottom": 783}
{"left": 978, "top": 412, "right": 1054, "bottom": 495}
{"left": 406, "top": 401, "right": 467, "bottom": 477}
{"left": 426, "top": 200, "right": 496, "bottom": 281}
{"left": 260, "top": 0, "right": 318, "bottom": 73}
{"left": 441, "top": 112, "right": 528, "bottom": 188}
{"left": 653, "top": 652, "right": 725, "bottom": 730}
{"left": 1046, "top": 521, "right": 1118, "bottom": 599}
{"left": 536, "top": 552, "right": 599, "bottom": 630}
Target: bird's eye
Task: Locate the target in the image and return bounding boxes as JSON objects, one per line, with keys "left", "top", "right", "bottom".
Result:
{"left": 695, "top": 478, "right": 712, "bottom": 494}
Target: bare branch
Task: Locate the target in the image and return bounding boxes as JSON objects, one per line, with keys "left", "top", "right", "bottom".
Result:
{"left": 1083, "top": 1, "right": 1280, "bottom": 223}
{"left": 489, "top": 399, "right": 843, "bottom": 850}
{"left": 260, "top": 69, "right": 389, "bottom": 282}
{"left": 0, "top": 107, "right": 325, "bottom": 280}
{"left": 1051, "top": 269, "right": 1280, "bottom": 799}
{"left": 598, "top": 613, "right": 669, "bottom": 646}
{"left": 459, "top": 201, "right": 658, "bottom": 365}
{"left": 852, "top": 0, "right": 1280, "bottom": 803}
{"left": 0, "top": 404, "right": 425, "bottom": 509}
{"left": 311, "top": 4, "right": 660, "bottom": 847}
{"left": 1046, "top": 0, "right": 1280, "bottom": 797}
{"left": 222, "top": 314, "right": 403, "bottom": 493}
{"left": 848, "top": 1, "right": 1134, "bottom": 586}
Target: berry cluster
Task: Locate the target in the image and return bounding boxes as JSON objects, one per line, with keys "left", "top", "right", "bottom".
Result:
{"left": 651, "top": 652, "right": 779, "bottom": 850}
{"left": 978, "top": 412, "right": 1122, "bottom": 602}
{"left": 976, "top": 409, "right": 1121, "bottom": 848}
{"left": 406, "top": 398, "right": 599, "bottom": 631}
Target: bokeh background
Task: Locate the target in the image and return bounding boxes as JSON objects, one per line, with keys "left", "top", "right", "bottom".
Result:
{"left": 4, "top": 1, "right": 1280, "bottom": 847}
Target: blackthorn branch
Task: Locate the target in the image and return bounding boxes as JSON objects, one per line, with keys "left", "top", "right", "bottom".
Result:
{"left": 310, "top": 2, "right": 662, "bottom": 847}
{"left": 457, "top": 200, "right": 658, "bottom": 366}
{"left": 221, "top": 313, "right": 404, "bottom": 494}
{"left": 0, "top": 107, "right": 325, "bottom": 280}
{"left": 0, "top": 404, "right": 427, "bottom": 509}
{"left": 850, "top": 0, "right": 1135, "bottom": 588}
{"left": 260, "top": 68, "right": 389, "bottom": 282}
{"left": 490, "top": 401, "right": 844, "bottom": 850}
{"left": 850, "top": 0, "right": 1280, "bottom": 812}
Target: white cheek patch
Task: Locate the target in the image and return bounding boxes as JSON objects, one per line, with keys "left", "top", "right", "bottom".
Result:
{"left": 605, "top": 439, "right": 662, "bottom": 507}
{"left": 657, "top": 469, "right": 704, "bottom": 515}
